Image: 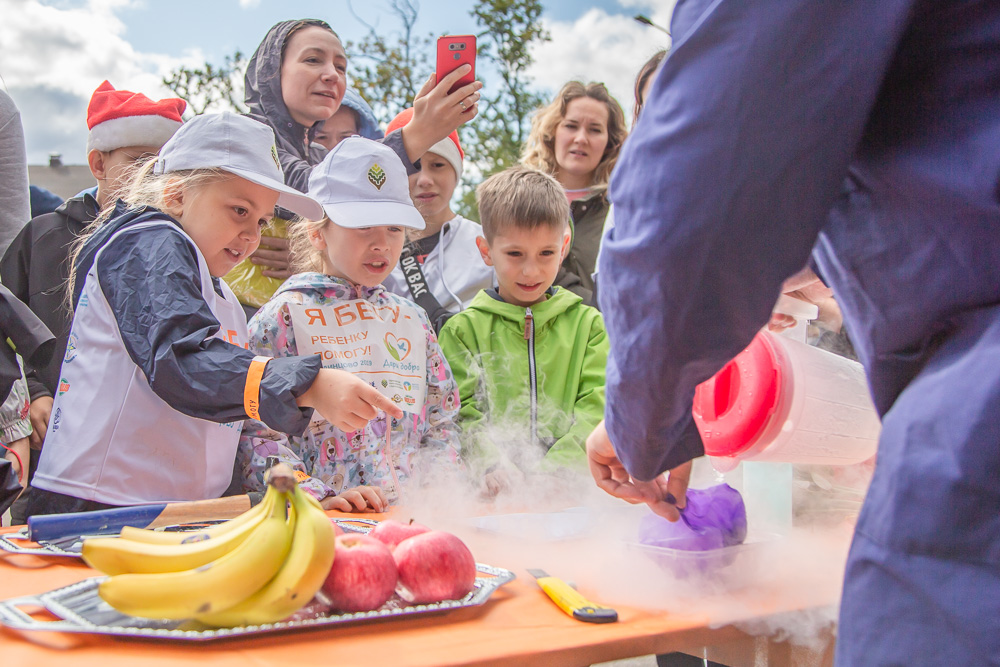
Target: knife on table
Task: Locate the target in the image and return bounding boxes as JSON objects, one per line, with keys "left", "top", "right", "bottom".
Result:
{"left": 27, "top": 493, "right": 264, "bottom": 543}
{"left": 528, "top": 568, "right": 618, "bottom": 623}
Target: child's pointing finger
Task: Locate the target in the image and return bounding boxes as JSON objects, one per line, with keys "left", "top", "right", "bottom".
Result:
{"left": 365, "top": 388, "right": 404, "bottom": 420}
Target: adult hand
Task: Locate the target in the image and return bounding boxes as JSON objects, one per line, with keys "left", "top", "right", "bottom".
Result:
{"left": 767, "top": 312, "right": 797, "bottom": 333}
{"left": 321, "top": 485, "right": 388, "bottom": 513}
{"left": 482, "top": 467, "right": 512, "bottom": 499}
{"left": 402, "top": 66, "right": 482, "bottom": 163}
{"left": 586, "top": 420, "right": 692, "bottom": 522}
{"left": 770, "top": 267, "right": 840, "bottom": 332}
{"left": 28, "top": 395, "right": 53, "bottom": 450}
{"left": 297, "top": 368, "right": 404, "bottom": 432}
{"left": 249, "top": 236, "right": 292, "bottom": 280}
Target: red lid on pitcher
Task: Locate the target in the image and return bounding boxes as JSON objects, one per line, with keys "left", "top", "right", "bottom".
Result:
{"left": 692, "top": 332, "right": 784, "bottom": 458}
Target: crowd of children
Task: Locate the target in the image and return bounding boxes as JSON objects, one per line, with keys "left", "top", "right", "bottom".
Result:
{"left": 0, "top": 16, "right": 653, "bottom": 518}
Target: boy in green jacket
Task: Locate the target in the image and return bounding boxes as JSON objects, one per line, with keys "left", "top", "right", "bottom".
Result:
{"left": 438, "top": 167, "right": 608, "bottom": 493}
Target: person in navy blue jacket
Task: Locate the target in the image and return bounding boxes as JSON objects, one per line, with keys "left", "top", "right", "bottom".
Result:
{"left": 586, "top": 1, "right": 1000, "bottom": 664}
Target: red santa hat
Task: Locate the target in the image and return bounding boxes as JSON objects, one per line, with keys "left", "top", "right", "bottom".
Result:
{"left": 386, "top": 107, "right": 464, "bottom": 179}
{"left": 86, "top": 81, "right": 186, "bottom": 153}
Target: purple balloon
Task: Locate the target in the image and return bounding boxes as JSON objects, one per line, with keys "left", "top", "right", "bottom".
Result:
{"left": 638, "top": 484, "right": 747, "bottom": 552}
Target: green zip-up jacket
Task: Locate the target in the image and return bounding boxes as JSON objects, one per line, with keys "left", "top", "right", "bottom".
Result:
{"left": 438, "top": 287, "right": 608, "bottom": 470}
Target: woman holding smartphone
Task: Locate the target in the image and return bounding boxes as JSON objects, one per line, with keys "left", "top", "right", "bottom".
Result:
{"left": 227, "top": 19, "right": 482, "bottom": 315}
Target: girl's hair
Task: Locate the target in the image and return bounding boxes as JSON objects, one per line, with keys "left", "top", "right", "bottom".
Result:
{"left": 521, "top": 81, "right": 627, "bottom": 193}
{"left": 288, "top": 215, "right": 330, "bottom": 274}
{"left": 634, "top": 50, "right": 667, "bottom": 120}
{"left": 280, "top": 19, "right": 338, "bottom": 66}
{"left": 64, "top": 159, "right": 232, "bottom": 312}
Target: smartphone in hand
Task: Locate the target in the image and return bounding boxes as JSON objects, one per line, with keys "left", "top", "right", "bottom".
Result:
{"left": 435, "top": 35, "right": 477, "bottom": 95}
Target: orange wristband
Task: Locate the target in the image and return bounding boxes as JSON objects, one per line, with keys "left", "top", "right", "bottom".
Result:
{"left": 244, "top": 356, "right": 271, "bottom": 421}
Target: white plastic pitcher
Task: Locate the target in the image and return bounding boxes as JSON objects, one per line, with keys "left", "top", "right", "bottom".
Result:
{"left": 693, "top": 330, "right": 881, "bottom": 467}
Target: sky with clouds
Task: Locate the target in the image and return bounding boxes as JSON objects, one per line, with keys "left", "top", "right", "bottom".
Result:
{"left": 1, "top": 0, "right": 677, "bottom": 164}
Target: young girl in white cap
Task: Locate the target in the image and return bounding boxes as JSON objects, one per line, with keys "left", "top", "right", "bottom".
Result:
{"left": 26, "top": 113, "right": 401, "bottom": 518}
{"left": 382, "top": 108, "right": 494, "bottom": 332}
{"left": 239, "top": 137, "right": 461, "bottom": 512}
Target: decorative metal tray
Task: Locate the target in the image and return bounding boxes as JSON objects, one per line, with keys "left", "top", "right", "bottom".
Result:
{"left": 0, "top": 527, "right": 87, "bottom": 557}
{"left": 0, "top": 518, "right": 381, "bottom": 558}
{"left": 0, "top": 563, "right": 514, "bottom": 641}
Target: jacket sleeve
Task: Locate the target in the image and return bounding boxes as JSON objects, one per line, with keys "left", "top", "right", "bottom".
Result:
{"left": 437, "top": 317, "right": 496, "bottom": 470}
{"left": 96, "top": 226, "right": 320, "bottom": 434}
{"left": 600, "top": 0, "right": 910, "bottom": 480}
{"left": 237, "top": 420, "right": 334, "bottom": 501}
{"left": 0, "top": 365, "right": 31, "bottom": 443}
{"left": 276, "top": 145, "right": 317, "bottom": 194}
{"left": 415, "top": 317, "right": 462, "bottom": 466}
{"left": 0, "top": 92, "right": 30, "bottom": 257}
{"left": 0, "top": 220, "right": 31, "bottom": 303}
{"left": 380, "top": 129, "right": 419, "bottom": 176}
{"left": 546, "top": 312, "right": 608, "bottom": 467}
{"left": 0, "top": 223, "right": 49, "bottom": 401}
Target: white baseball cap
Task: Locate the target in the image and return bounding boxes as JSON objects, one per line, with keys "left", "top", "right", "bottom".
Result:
{"left": 307, "top": 136, "right": 425, "bottom": 230}
{"left": 153, "top": 112, "right": 324, "bottom": 221}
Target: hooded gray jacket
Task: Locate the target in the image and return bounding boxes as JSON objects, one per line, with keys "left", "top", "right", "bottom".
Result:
{"left": 244, "top": 20, "right": 415, "bottom": 193}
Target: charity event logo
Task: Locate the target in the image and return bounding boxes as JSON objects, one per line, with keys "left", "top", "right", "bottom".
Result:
{"left": 403, "top": 381, "right": 412, "bottom": 391}
{"left": 58, "top": 378, "right": 71, "bottom": 395}
{"left": 368, "top": 163, "right": 386, "bottom": 190}
{"left": 381, "top": 379, "right": 389, "bottom": 388}
{"left": 383, "top": 333, "right": 411, "bottom": 361}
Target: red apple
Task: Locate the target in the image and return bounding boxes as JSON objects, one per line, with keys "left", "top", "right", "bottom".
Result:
{"left": 321, "top": 534, "right": 398, "bottom": 613}
{"left": 393, "top": 531, "right": 477, "bottom": 605}
{"left": 370, "top": 518, "right": 430, "bottom": 550}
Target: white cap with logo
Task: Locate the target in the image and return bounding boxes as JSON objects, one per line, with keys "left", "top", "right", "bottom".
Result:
{"left": 153, "top": 111, "right": 324, "bottom": 221}
{"left": 307, "top": 136, "right": 425, "bottom": 230}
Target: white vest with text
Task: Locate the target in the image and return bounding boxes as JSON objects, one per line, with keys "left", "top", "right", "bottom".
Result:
{"left": 34, "top": 221, "right": 249, "bottom": 505}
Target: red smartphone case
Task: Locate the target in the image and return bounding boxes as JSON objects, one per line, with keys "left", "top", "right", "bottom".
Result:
{"left": 436, "top": 35, "right": 477, "bottom": 94}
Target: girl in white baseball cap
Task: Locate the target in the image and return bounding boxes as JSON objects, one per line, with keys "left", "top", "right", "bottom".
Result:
{"left": 27, "top": 113, "right": 402, "bottom": 518}
{"left": 239, "top": 137, "right": 462, "bottom": 513}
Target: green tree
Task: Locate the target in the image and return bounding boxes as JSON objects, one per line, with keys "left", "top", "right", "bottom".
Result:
{"left": 162, "top": 51, "right": 247, "bottom": 117}
{"left": 457, "top": 0, "right": 550, "bottom": 219}
{"left": 342, "top": 0, "right": 549, "bottom": 219}
{"left": 344, "top": 0, "right": 435, "bottom": 122}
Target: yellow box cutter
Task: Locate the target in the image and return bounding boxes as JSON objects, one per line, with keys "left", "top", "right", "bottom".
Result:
{"left": 528, "top": 569, "right": 618, "bottom": 623}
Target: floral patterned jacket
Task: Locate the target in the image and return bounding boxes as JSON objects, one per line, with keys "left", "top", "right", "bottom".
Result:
{"left": 237, "top": 273, "right": 462, "bottom": 503}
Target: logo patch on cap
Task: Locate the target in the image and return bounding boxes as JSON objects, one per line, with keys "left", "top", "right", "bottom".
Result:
{"left": 270, "top": 144, "right": 280, "bottom": 170}
{"left": 368, "top": 163, "right": 386, "bottom": 190}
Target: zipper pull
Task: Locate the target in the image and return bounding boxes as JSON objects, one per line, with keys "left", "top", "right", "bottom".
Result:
{"left": 524, "top": 307, "right": 533, "bottom": 340}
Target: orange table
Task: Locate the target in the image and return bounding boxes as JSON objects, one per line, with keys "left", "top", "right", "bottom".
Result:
{"left": 0, "top": 513, "right": 843, "bottom": 666}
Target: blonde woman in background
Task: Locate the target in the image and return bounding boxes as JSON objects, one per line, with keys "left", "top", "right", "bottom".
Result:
{"left": 522, "top": 81, "right": 627, "bottom": 301}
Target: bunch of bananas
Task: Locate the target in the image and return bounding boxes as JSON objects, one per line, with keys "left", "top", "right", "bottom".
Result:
{"left": 81, "top": 464, "right": 335, "bottom": 627}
